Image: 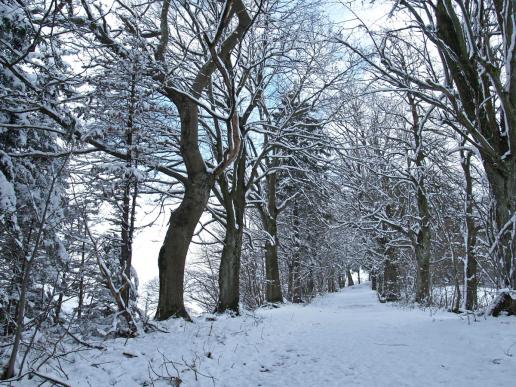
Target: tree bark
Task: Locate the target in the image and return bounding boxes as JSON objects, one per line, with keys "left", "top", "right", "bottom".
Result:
{"left": 77, "top": 227, "right": 86, "bottom": 319}
{"left": 485, "top": 162, "right": 516, "bottom": 288}
{"left": 371, "top": 269, "right": 378, "bottom": 291}
{"left": 414, "top": 247, "right": 430, "bottom": 304}
{"left": 379, "top": 238, "right": 401, "bottom": 302}
{"left": 414, "top": 192, "right": 432, "bottom": 305}
{"left": 120, "top": 71, "right": 137, "bottom": 308}
{"left": 328, "top": 271, "right": 336, "bottom": 292}
{"left": 216, "top": 146, "right": 246, "bottom": 313}
{"left": 460, "top": 149, "right": 478, "bottom": 310}
{"left": 338, "top": 274, "right": 346, "bottom": 288}
{"left": 413, "top": 201, "right": 431, "bottom": 304}
{"left": 263, "top": 172, "right": 283, "bottom": 303}
{"left": 407, "top": 93, "right": 432, "bottom": 304}
{"left": 346, "top": 270, "right": 354, "bottom": 287}
{"left": 217, "top": 220, "right": 244, "bottom": 313}
{"left": 290, "top": 200, "right": 303, "bottom": 303}
{"left": 265, "top": 231, "right": 282, "bottom": 302}
{"left": 155, "top": 172, "right": 211, "bottom": 320}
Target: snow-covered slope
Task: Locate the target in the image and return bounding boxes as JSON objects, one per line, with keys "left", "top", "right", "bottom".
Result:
{"left": 23, "top": 284, "right": 516, "bottom": 386}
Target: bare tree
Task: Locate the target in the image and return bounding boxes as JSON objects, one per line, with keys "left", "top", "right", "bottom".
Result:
{"left": 339, "top": 0, "right": 516, "bottom": 289}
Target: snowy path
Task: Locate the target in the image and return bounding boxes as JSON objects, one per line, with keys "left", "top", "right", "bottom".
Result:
{"left": 29, "top": 284, "right": 516, "bottom": 386}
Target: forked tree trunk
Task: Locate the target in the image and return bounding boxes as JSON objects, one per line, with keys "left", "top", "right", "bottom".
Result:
{"left": 216, "top": 93, "right": 263, "bottom": 313}
{"left": 216, "top": 148, "right": 246, "bottom": 313}
{"left": 155, "top": 0, "right": 252, "bottom": 321}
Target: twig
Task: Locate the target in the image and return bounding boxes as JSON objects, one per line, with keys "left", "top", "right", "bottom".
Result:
{"left": 65, "top": 330, "right": 105, "bottom": 351}
{"left": 30, "top": 369, "right": 71, "bottom": 387}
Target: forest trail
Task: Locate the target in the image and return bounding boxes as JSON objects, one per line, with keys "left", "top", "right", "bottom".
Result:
{"left": 29, "top": 284, "right": 516, "bottom": 387}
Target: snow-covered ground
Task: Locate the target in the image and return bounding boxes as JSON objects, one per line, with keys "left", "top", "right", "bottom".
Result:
{"left": 21, "top": 284, "right": 516, "bottom": 386}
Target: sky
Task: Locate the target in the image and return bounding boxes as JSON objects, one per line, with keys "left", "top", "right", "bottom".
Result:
{"left": 132, "top": 206, "right": 167, "bottom": 286}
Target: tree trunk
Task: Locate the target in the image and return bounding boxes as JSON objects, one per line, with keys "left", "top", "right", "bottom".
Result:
{"left": 217, "top": 220, "right": 244, "bottom": 313}
{"left": 120, "top": 72, "right": 136, "bottom": 308}
{"left": 380, "top": 241, "right": 401, "bottom": 302}
{"left": 415, "top": 254, "right": 430, "bottom": 304}
{"left": 371, "top": 269, "right": 378, "bottom": 291}
{"left": 263, "top": 172, "right": 283, "bottom": 303}
{"left": 485, "top": 162, "right": 516, "bottom": 289}
{"left": 214, "top": 77, "right": 260, "bottom": 313}
{"left": 78, "top": 230, "right": 85, "bottom": 319}
{"left": 461, "top": 149, "right": 478, "bottom": 310}
{"left": 155, "top": 96, "right": 215, "bottom": 321}
{"left": 408, "top": 93, "right": 432, "bottom": 305}
{"left": 377, "top": 271, "right": 384, "bottom": 295}
{"left": 53, "top": 274, "right": 66, "bottom": 324}
{"left": 154, "top": 0, "right": 252, "bottom": 320}
{"left": 291, "top": 253, "right": 303, "bottom": 303}
{"left": 120, "top": 178, "right": 138, "bottom": 308}
{"left": 414, "top": 228, "right": 431, "bottom": 304}
{"left": 328, "top": 272, "right": 336, "bottom": 292}
{"left": 291, "top": 201, "right": 303, "bottom": 303}
{"left": 265, "top": 224, "right": 282, "bottom": 302}
{"left": 216, "top": 147, "right": 246, "bottom": 313}
{"left": 338, "top": 274, "right": 346, "bottom": 288}
{"left": 346, "top": 270, "right": 354, "bottom": 287}
{"left": 305, "top": 270, "right": 315, "bottom": 297}
{"left": 155, "top": 173, "right": 211, "bottom": 320}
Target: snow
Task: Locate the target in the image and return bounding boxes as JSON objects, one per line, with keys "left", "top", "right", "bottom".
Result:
{"left": 0, "top": 152, "right": 16, "bottom": 212}
{"left": 20, "top": 284, "right": 516, "bottom": 386}
{"left": 0, "top": 170, "right": 15, "bottom": 212}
